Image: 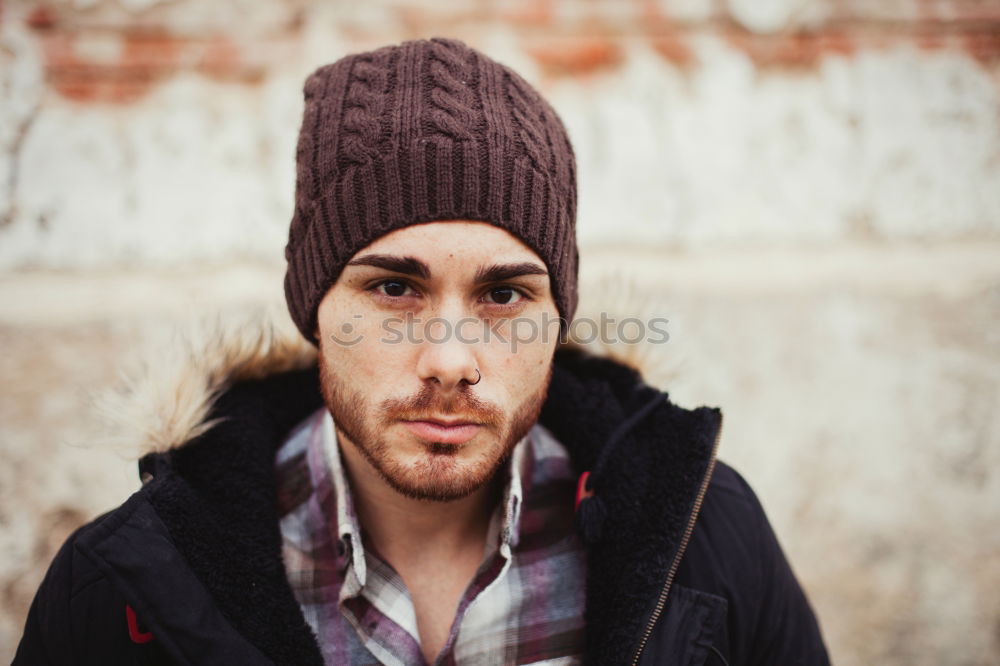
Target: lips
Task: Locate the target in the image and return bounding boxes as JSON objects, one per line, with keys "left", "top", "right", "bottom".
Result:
{"left": 403, "top": 419, "right": 482, "bottom": 445}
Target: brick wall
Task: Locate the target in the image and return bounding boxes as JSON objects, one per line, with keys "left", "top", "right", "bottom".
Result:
{"left": 1, "top": 0, "right": 999, "bottom": 266}
{"left": 1, "top": 2, "right": 998, "bottom": 664}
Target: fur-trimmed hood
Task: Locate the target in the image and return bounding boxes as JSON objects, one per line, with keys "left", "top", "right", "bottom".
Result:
{"left": 97, "top": 310, "right": 319, "bottom": 459}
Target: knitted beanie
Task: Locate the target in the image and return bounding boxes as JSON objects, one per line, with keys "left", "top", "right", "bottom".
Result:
{"left": 284, "top": 37, "right": 578, "bottom": 342}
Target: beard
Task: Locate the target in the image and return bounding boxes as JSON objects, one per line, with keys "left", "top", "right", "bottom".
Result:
{"left": 318, "top": 356, "right": 551, "bottom": 502}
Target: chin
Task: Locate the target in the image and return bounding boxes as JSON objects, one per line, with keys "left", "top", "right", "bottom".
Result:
{"left": 375, "top": 438, "right": 509, "bottom": 502}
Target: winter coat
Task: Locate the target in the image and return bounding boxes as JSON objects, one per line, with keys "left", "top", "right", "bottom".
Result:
{"left": 14, "top": 321, "right": 830, "bottom": 666}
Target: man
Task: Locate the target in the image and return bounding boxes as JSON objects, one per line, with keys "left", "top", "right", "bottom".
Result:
{"left": 16, "top": 38, "right": 829, "bottom": 665}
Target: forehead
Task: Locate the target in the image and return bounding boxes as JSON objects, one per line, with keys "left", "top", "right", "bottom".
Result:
{"left": 353, "top": 220, "right": 544, "bottom": 264}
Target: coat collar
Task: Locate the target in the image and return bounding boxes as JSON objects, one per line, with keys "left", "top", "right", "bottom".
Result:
{"left": 542, "top": 349, "right": 721, "bottom": 664}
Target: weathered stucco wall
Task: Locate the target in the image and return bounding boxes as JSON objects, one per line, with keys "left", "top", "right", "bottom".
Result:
{"left": 2, "top": 1, "right": 999, "bottom": 663}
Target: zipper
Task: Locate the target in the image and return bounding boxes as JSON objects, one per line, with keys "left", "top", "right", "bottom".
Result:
{"left": 628, "top": 413, "right": 723, "bottom": 666}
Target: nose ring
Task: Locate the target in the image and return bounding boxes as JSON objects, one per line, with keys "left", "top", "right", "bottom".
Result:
{"left": 469, "top": 369, "right": 481, "bottom": 386}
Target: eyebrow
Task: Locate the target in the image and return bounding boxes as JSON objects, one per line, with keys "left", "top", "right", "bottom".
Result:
{"left": 345, "top": 254, "right": 548, "bottom": 284}
{"left": 474, "top": 262, "right": 548, "bottom": 284}
{"left": 346, "top": 254, "right": 430, "bottom": 279}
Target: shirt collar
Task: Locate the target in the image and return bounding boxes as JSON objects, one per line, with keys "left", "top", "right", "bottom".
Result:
{"left": 317, "top": 410, "right": 367, "bottom": 586}
{"left": 486, "top": 436, "right": 531, "bottom": 558}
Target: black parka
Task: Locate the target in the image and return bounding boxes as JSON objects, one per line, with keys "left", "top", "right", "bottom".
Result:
{"left": 15, "top": 347, "right": 830, "bottom": 665}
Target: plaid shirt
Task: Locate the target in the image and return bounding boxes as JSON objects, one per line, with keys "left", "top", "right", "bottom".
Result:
{"left": 275, "top": 408, "right": 586, "bottom": 666}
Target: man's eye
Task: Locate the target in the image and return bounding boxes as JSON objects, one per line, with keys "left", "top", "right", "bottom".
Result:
{"left": 485, "top": 287, "right": 523, "bottom": 305}
{"left": 376, "top": 280, "right": 411, "bottom": 297}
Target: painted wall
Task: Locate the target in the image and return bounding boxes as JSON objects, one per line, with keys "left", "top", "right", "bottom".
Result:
{"left": 2, "top": 1, "right": 998, "bottom": 663}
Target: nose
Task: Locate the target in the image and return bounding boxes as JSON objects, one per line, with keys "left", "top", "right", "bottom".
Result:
{"left": 414, "top": 313, "right": 481, "bottom": 391}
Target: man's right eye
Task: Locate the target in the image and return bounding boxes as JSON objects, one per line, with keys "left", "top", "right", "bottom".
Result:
{"left": 375, "top": 280, "right": 411, "bottom": 297}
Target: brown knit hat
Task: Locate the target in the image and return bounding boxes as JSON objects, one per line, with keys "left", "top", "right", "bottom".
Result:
{"left": 284, "top": 38, "right": 578, "bottom": 342}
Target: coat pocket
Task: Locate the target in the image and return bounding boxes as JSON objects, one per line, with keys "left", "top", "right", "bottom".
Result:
{"left": 636, "top": 584, "right": 728, "bottom": 666}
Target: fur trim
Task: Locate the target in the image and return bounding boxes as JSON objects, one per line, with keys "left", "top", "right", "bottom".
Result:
{"left": 569, "top": 272, "right": 677, "bottom": 385}
{"left": 96, "top": 275, "right": 675, "bottom": 460}
{"left": 96, "top": 307, "right": 316, "bottom": 459}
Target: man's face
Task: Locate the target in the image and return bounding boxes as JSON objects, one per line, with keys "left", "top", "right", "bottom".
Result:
{"left": 315, "top": 221, "right": 560, "bottom": 502}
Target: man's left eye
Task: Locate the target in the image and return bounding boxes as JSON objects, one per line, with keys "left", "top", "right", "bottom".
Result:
{"left": 485, "top": 287, "right": 522, "bottom": 305}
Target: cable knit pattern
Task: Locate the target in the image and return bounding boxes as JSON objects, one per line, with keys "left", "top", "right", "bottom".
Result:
{"left": 506, "top": 71, "right": 551, "bottom": 173}
{"left": 426, "top": 39, "right": 477, "bottom": 140}
{"left": 284, "top": 38, "right": 578, "bottom": 343}
{"left": 340, "top": 55, "right": 389, "bottom": 167}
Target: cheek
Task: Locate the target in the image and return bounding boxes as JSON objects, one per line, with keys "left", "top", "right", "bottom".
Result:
{"left": 317, "top": 296, "right": 406, "bottom": 385}
{"left": 491, "top": 339, "right": 555, "bottom": 402}
{"left": 340, "top": 320, "right": 411, "bottom": 385}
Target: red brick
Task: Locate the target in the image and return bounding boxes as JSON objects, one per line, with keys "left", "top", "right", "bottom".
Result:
{"left": 197, "top": 36, "right": 265, "bottom": 85}
{"left": 963, "top": 30, "right": 1000, "bottom": 64}
{"left": 649, "top": 35, "right": 695, "bottom": 67}
{"left": 40, "top": 28, "right": 180, "bottom": 104}
{"left": 725, "top": 27, "right": 857, "bottom": 69}
{"left": 26, "top": 4, "right": 57, "bottom": 31}
{"left": 526, "top": 37, "right": 623, "bottom": 78}
{"left": 498, "top": 0, "right": 555, "bottom": 28}
{"left": 639, "top": 0, "right": 696, "bottom": 67}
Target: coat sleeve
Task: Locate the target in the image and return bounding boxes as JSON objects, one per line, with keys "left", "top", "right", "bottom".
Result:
{"left": 731, "top": 469, "right": 831, "bottom": 666}
{"left": 13, "top": 525, "right": 149, "bottom": 666}
{"left": 14, "top": 530, "right": 82, "bottom": 665}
